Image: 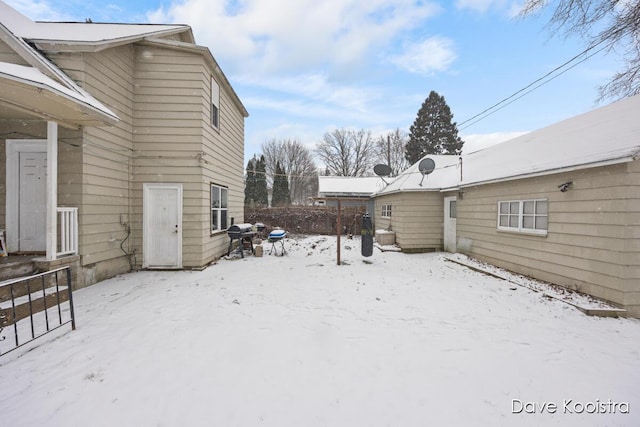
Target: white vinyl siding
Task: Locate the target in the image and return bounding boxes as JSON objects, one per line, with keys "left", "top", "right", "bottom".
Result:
{"left": 498, "top": 199, "right": 548, "bottom": 235}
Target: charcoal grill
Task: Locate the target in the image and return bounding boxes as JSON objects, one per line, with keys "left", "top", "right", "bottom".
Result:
{"left": 227, "top": 223, "right": 257, "bottom": 258}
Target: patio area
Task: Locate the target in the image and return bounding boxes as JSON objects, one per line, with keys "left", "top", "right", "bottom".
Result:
{"left": 0, "top": 235, "right": 638, "bottom": 426}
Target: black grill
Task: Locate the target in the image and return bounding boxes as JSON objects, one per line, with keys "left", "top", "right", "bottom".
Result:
{"left": 227, "top": 223, "right": 257, "bottom": 258}
{"left": 227, "top": 223, "right": 253, "bottom": 239}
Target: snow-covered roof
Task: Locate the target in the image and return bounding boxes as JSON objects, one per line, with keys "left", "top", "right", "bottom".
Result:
{"left": 0, "top": 1, "right": 190, "bottom": 47}
{"left": 0, "top": 3, "right": 119, "bottom": 125}
{"left": 15, "top": 23, "right": 189, "bottom": 44}
{"left": 376, "top": 94, "right": 640, "bottom": 197}
{"left": 374, "top": 155, "right": 461, "bottom": 196}
{"left": 451, "top": 94, "right": 640, "bottom": 189}
{"left": 0, "top": 61, "right": 118, "bottom": 121}
{"left": 318, "top": 176, "right": 386, "bottom": 197}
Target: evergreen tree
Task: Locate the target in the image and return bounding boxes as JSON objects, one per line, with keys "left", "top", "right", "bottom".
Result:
{"left": 254, "top": 155, "right": 268, "bottom": 206}
{"left": 244, "top": 157, "right": 257, "bottom": 207}
{"left": 271, "top": 161, "right": 290, "bottom": 207}
{"left": 405, "top": 91, "right": 464, "bottom": 164}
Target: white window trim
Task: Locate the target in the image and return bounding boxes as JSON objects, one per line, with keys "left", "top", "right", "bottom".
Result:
{"left": 211, "top": 77, "right": 220, "bottom": 130}
{"left": 497, "top": 199, "right": 548, "bottom": 236}
{"left": 211, "top": 184, "right": 228, "bottom": 233}
{"left": 381, "top": 204, "right": 392, "bottom": 218}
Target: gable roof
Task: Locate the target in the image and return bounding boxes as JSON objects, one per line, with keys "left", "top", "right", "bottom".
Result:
{"left": 0, "top": 3, "right": 119, "bottom": 126}
{"left": 449, "top": 94, "right": 640, "bottom": 189}
{"left": 375, "top": 94, "right": 640, "bottom": 197}
{"left": 0, "top": 0, "right": 247, "bottom": 122}
{"left": 0, "top": 61, "right": 119, "bottom": 125}
{"left": 375, "top": 155, "right": 461, "bottom": 196}
{"left": 1, "top": 1, "right": 193, "bottom": 52}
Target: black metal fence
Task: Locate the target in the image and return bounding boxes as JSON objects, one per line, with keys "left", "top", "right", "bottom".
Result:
{"left": 0, "top": 266, "right": 76, "bottom": 356}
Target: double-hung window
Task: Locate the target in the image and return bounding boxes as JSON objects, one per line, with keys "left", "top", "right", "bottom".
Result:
{"left": 211, "top": 78, "right": 220, "bottom": 129}
{"left": 211, "top": 184, "right": 228, "bottom": 232}
{"left": 498, "top": 199, "right": 548, "bottom": 235}
{"left": 381, "top": 204, "right": 392, "bottom": 218}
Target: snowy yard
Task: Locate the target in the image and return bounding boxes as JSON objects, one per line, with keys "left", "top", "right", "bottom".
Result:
{"left": 1, "top": 235, "right": 639, "bottom": 427}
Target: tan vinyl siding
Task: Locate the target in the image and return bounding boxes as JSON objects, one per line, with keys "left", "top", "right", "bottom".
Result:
{"left": 50, "top": 46, "right": 134, "bottom": 278}
{"left": 623, "top": 160, "right": 640, "bottom": 314}
{"left": 375, "top": 191, "right": 444, "bottom": 251}
{"left": 132, "top": 44, "right": 245, "bottom": 267}
{"left": 456, "top": 161, "right": 639, "bottom": 315}
{"left": 202, "top": 71, "right": 245, "bottom": 261}
{"left": 133, "top": 45, "right": 207, "bottom": 268}
{"left": 0, "top": 39, "right": 29, "bottom": 65}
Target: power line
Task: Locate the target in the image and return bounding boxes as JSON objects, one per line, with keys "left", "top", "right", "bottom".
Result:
{"left": 459, "top": 42, "right": 611, "bottom": 131}
{"left": 458, "top": 23, "right": 631, "bottom": 131}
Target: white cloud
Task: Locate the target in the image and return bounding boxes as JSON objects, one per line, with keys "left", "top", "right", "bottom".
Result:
{"left": 455, "top": 0, "right": 523, "bottom": 16}
{"left": 389, "top": 36, "right": 457, "bottom": 75}
{"left": 5, "top": 0, "right": 70, "bottom": 20}
{"left": 455, "top": 0, "right": 497, "bottom": 13}
{"left": 147, "top": 0, "right": 441, "bottom": 77}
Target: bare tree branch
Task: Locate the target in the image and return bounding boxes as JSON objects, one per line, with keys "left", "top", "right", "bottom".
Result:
{"left": 315, "top": 128, "right": 376, "bottom": 176}
{"left": 519, "top": 0, "right": 640, "bottom": 100}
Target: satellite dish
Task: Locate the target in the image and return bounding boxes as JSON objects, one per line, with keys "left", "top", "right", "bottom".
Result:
{"left": 374, "top": 164, "right": 392, "bottom": 177}
{"left": 418, "top": 157, "right": 436, "bottom": 186}
{"left": 373, "top": 164, "right": 392, "bottom": 185}
{"left": 418, "top": 158, "right": 436, "bottom": 175}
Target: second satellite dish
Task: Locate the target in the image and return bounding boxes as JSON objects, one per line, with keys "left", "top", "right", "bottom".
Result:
{"left": 374, "top": 163, "right": 392, "bottom": 185}
{"left": 418, "top": 157, "right": 436, "bottom": 186}
{"left": 373, "top": 164, "right": 392, "bottom": 177}
{"left": 418, "top": 158, "right": 436, "bottom": 175}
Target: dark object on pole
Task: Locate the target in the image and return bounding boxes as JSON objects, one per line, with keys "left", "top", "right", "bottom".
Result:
{"left": 361, "top": 213, "right": 373, "bottom": 257}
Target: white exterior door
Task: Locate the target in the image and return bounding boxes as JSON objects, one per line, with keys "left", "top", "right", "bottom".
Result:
{"left": 19, "top": 152, "right": 47, "bottom": 251}
{"left": 143, "top": 183, "right": 183, "bottom": 269}
{"left": 6, "top": 140, "right": 47, "bottom": 253}
{"left": 444, "top": 196, "right": 457, "bottom": 253}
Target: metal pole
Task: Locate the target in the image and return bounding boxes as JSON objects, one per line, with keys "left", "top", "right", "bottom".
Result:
{"left": 66, "top": 267, "right": 76, "bottom": 330}
{"left": 336, "top": 199, "right": 341, "bottom": 265}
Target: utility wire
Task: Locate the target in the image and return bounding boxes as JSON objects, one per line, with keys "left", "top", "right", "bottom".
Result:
{"left": 459, "top": 42, "right": 611, "bottom": 131}
{"left": 458, "top": 23, "right": 633, "bottom": 131}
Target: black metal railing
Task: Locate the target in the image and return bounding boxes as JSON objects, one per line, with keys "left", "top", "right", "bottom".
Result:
{"left": 0, "top": 266, "right": 76, "bottom": 356}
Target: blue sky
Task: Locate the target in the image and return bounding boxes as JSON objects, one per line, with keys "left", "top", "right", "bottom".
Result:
{"left": 7, "top": 0, "right": 622, "bottom": 163}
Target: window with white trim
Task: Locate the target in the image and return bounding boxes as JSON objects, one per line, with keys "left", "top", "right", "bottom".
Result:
{"left": 381, "top": 204, "right": 392, "bottom": 218}
{"left": 211, "top": 184, "right": 228, "bottom": 232}
{"left": 211, "top": 77, "right": 220, "bottom": 129}
{"left": 498, "top": 199, "right": 548, "bottom": 235}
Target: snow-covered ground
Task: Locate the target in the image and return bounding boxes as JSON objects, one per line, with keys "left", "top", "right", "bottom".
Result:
{"left": 1, "top": 235, "right": 638, "bottom": 427}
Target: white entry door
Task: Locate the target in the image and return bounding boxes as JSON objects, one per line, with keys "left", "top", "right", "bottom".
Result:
{"left": 6, "top": 140, "right": 47, "bottom": 253}
{"left": 143, "top": 183, "right": 182, "bottom": 268}
{"left": 443, "top": 196, "right": 457, "bottom": 253}
{"left": 19, "top": 152, "right": 47, "bottom": 252}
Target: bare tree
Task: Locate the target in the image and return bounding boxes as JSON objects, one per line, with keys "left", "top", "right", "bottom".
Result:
{"left": 315, "top": 128, "right": 376, "bottom": 176}
{"left": 519, "top": 0, "right": 640, "bottom": 100}
{"left": 261, "top": 138, "right": 318, "bottom": 205}
{"left": 374, "top": 128, "right": 409, "bottom": 176}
